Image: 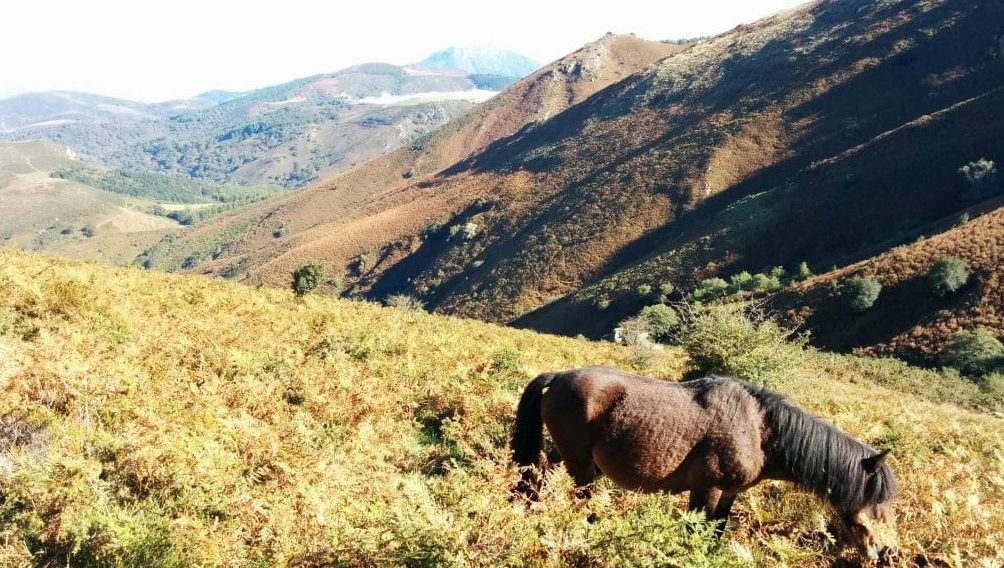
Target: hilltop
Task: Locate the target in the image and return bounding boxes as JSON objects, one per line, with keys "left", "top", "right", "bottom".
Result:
{"left": 0, "top": 248, "right": 1002, "bottom": 566}
{"left": 145, "top": 33, "right": 681, "bottom": 275}
{"left": 419, "top": 46, "right": 540, "bottom": 77}
{"left": 152, "top": 0, "right": 1004, "bottom": 364}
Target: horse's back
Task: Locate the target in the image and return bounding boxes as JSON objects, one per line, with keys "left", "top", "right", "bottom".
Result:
{"left": 540, "top": 369, "right": 766, "bottom": 492}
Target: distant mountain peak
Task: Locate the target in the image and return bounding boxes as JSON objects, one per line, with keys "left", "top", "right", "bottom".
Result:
{"left": 418, "top": 46, "right": 540, "bottom": 78}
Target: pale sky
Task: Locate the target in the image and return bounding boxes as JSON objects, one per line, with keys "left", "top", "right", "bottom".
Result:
{"left": 2, "top": 0, "right": 805, "bottom": 103}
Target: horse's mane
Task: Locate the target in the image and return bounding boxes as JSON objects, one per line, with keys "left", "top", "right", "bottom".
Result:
{"left": 740, "top": 381, "right": 898, "bottom": 514}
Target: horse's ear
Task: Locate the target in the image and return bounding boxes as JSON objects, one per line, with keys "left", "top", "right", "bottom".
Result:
{"left": 862, "top": 449, "right": 890, "bottom": 474}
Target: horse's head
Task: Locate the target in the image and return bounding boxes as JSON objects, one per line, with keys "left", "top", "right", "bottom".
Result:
{"left": 842, "top": 450, "right": 898, "bottom": 564}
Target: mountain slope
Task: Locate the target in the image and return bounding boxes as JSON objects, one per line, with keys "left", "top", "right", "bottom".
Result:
{"left": 242, "top": 0, "right": 1004, "bottom": 363}
{"left": 774, "top": 200, "right": 1004, "bottom": 362}
{"left": 145, "top": 34, "right": 680, "bottom": 275}
{"left": 1, "top": 248, "right": 1002, "bottom": 566}
{"left": 0, "top": 141, "right": 178, "bottom": 264}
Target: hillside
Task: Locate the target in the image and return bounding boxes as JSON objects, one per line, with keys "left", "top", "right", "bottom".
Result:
{"left": 145, "top": 33, "right": 681, "bottom": 275}
{"left": 0, "top": 141, "right": 178, "bottom": 264}
{"left": 774, "top": 201, "right": 1004, "bottom": 362}
{"left": 1, "top": 249, "right": 1002, "bottom": 566}
{"left": 180, "top": 0, "right": 1003, "bottom": 364}
{"left": 0, "top": 56, "right": 531, "bottom": 188}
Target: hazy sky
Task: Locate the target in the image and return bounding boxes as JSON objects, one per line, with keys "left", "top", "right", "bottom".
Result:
{"left": 2, "top": 0, "right": 805, "bottom": 102}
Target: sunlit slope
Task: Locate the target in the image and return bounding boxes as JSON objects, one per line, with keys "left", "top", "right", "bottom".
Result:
{"left": 0, "top": 249, "right": 1001, "bottom": 566}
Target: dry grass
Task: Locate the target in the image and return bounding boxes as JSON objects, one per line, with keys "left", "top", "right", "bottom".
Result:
{"left": 0, "top": 249, "right": 1002, "bottom": 567}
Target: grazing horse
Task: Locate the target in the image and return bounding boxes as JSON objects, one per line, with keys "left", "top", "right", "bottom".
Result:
{"left": 511, "top": 367, "right": 898, "bottom": 561}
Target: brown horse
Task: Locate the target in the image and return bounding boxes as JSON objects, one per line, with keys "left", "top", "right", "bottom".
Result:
{"left": 511, "top": 367, "right": 898, "bottom": 562}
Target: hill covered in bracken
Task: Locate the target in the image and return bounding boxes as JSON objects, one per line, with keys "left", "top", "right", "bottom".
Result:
{"left": 152, "top": 0, "right": 1003, "bottom": 362}
{"left": 142, "top": 34, "right": 680, "bottom": 276}
{"left": 2, "top": 248, "right": 1003, "bottom": 566}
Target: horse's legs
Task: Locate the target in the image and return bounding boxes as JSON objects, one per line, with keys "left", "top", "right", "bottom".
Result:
{"left": 710, "top": 492, "right": 738, "bottom": 538}
{"left": 563, "top": 452, "right": 598, "bottom": 498}
{"left": 687, "top": 487, "right": 722, "bottom": 516}
{"left": 689, "top": 487, "right": 740, "bottom": 539}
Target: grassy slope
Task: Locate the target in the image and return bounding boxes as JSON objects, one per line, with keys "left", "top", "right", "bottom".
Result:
{"left": 1, "top": 249, "right": 1002, "bottom": 567}
{"left": 146, "top": 35, "right": 679, "bottom": 277}
{"left": 0, "top": 141, "right": 177, "bottom": 265}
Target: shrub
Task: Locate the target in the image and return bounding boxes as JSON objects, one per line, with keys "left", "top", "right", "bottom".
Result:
{"left": 691, "top": 278, "right": 729, "bottom": 301}
{"left": 941, "top": 328, "right": 1004, "bottom": 377}
{"left": 384, "top": 294, "right": 425, "bottom": 310}
{"left": 749, "top": 273, "right": 782, "bottom": 293}
{"left": 676, "top": 304, "right": 805, "bottom": 387}
{"left": 636, "top": 284, "right": 653, "bottom": 297}
{"left": 843, "top": 276, "right": 882, "bottom": 312}
{"left": 728, "top": 271, "right": 754, "bottom": 293}
{"left": 959, "top": 158, "right": 999, "bottom": 201}
{"left": 461, "top": 222, "right": 479, "bottom": 241}
{"left": 81, "top": 225, "right": 97, "bottom": 238}
{"left": 638, "top": 304, "right": 680, "bottom": 343}
{"left": 928, "top": 256, "right": 970, "bottom": 297}
{"left": 796, "top": 261, "right": 813, "bottom": 281}
{"left": 616, "top": 315, "right": 656, "bottom": 347}
{"left": 273, "top": 226, "right": 288, "bottom": 239}
{"left": 291, "top": 263, "right": 324, "bottom": 296}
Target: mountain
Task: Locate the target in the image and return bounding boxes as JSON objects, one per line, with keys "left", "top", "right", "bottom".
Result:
{"left": 0, "top": 91, "right": 160, "bottom": 131}
{"left": 147, "top": 0, "right": 1004, "bottom": 364}
{"left": 418, "top": 46, "right": 540, "bottom": 77}
{"left": 141, "top": 34, "right": 681, "bottom": 275}
{"left": 1, "top": 247, "right": 1000, "bottom": 566}
{"left": 0, "top": 56, "right": 534, "bottom": 188}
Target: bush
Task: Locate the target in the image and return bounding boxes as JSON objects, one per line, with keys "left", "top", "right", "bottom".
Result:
{"left": 677, "top": 304, "right": 805, "bottom": 386}
{"left": 636, "top": 284, "right": 653, "bottom": 297}
{"left": 941, "top": 328, "right": 1004, "bottom": 377}
{"left": 691, "top": 278, "right": 729, "bottom": 301}
{"left": 656, "top": 282, "right": 675, "bottom": 303}
{"left": 638, "top": 304, "right": 680, "bottom": 343}
{"left": 728, "top": 271, "right": 754, "bottom": 293}
{"left": 843, "top": 276, "right": 882, "bottom": 312}
{"left": 796, "top": 261, "right": 813, "bottom": 281}
{"left": 617, "top": 315, "right": 655, "bottom": 347}
{"left": 749, "top": 273, "right": 782, "bottom": 293}
{"left": 291, "top": 263, "right": 324, "bottom": 296}
{"left": 384, "top": 294, "right": 425, "bottom": 310}
{"left": 928, "top": 256, "right": 970, "bottom": 297}
{"left": 959, "top": 158, "right": 999, "bottom": 201}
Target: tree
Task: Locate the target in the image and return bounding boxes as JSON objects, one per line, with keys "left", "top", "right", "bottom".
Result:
{"left": 844, "top": 276, "right": 882, "bottom": 312}
{"left": 941, "top": 328, "right": 1004, "bottom": 377}
{"left": 928, "top": 256, "right": 970, "bottom": 297}
{"left": 291, "top": 263, "right": 324, "bottom": 296}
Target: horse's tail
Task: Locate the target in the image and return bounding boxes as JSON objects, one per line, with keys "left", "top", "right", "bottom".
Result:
{"left": 511, "top": 372, "right": 556, "bottom": 500}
